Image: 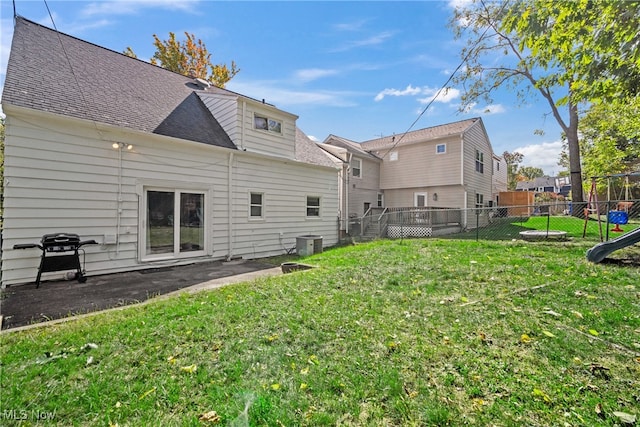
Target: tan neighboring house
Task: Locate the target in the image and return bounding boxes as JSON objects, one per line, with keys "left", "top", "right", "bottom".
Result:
{"left": 492, "top": 154, "right": 509, "bottom": 204}
{"left": 1, "top": 18, "right": 339, "bottom": 286}
{"left": 320, "top": 118, "right": 498, "bottom": 235}
{"left": 321, "top": 135, "right": 383, "bottom": 234}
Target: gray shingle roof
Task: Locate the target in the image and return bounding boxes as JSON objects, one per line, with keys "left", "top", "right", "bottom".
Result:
{"left": 322, "top": 134, "right": 381, "bottom": 160}
{"left": 360, "top": 118, "right": 479, "bottom": 151}
{"left": 295, "top": 128, "right": 338, "bottom": 168}
{"left": 2, "top": 17, "right": 236, "bottom": 149}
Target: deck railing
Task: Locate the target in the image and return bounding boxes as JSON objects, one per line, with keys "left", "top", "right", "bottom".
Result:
{"left": 385, "top": 207, "right": 462, "bottom": 227}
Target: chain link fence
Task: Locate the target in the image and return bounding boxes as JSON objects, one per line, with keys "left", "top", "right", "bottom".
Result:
{"left": 340, "top": 199, "right": 640, "bottom": 243}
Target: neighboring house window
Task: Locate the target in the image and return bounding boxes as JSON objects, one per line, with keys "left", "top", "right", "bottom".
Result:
{"left": 496, "top": 161, "right": 500, "bottom": 171}
{"left": 254, "top": 114, "right": 282, "bottom": 134}
{"left": 390, "top": 151, "right": 398, "bottom": 161}
{"left": 250, "top": 192, "right": 263, "bottom": 218}
{"left": 377, "top": 193, "right": 384, "bottom": 208}
{"left": 306, "top": 196, "right": 320, "bottom": 217}
{"left": 436, "top": 143, "right": 446, "bottom": 154}
{"left": 475, "top": 150, "right": 484, "bottom": 173}
{"left": 476, "top": 193, "right": 484, "bottom": 208}
{"left": 352, "top": 158, "right": 361, "bottom": 178}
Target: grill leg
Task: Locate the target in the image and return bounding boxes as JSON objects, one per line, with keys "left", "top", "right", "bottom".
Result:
{"left": 35, "top": 252, "right": 45, "bottom": 288}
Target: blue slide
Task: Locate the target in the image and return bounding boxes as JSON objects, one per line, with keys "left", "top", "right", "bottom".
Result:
{"left": 586, "top": 227, "right": 640, "bottom": 263}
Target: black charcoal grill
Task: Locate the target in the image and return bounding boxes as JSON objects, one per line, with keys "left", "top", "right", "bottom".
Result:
{"left": 13, "top": 233, "right": 98, "bottom": 288}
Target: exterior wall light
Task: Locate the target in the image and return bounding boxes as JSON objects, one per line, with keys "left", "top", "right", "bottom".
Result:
{"left": 112, "top": 142, "right": 133, "bottom": 150}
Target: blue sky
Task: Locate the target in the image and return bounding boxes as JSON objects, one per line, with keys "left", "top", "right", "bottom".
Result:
{"left": 1, "top": 0, "right": 565, "bottom": 174}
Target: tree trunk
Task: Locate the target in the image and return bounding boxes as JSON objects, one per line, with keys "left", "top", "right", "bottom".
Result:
{"left": 566, "top": 102, "right": 584, "bottom": 216}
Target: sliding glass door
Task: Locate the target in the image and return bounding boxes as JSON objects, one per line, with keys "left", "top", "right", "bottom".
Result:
{"left": 145, "top": 189, "right": 206, "bottom": 259}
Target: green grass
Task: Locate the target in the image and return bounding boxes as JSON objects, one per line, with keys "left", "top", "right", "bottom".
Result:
{"left": 1, "top": 239, "right": 639, "bottom": 426}
{"left": 447, "top": 214, "right": 640, "bottom": 241}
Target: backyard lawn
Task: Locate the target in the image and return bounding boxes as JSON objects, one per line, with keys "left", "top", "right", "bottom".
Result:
{"left": 1, "top": 239, "right": 638, "bottom": 426}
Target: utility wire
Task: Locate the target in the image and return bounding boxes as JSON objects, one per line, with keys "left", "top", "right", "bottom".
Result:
{"left": 43, "top": 0, "right": 106, "bottom": 141}
{"left": 376, "top": 1, "right": 505, "bottom": 161}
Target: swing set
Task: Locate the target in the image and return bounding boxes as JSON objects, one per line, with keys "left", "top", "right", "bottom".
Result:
{"left": 582, "top": 172, "right": 639, "bottom": 240}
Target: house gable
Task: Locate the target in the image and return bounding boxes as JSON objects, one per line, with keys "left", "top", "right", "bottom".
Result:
{"left": 1, "top": 17, "right": 341, "bottom": 286}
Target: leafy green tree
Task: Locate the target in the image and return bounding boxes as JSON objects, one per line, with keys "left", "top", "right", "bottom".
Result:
{"left": 518, "top": 166, "right": 544, "bottom": 181}
{"left": 125, "top": 32, "right": 239, "bottom": 88}
{"left": 449, "top": 0, "right": 640, "bottom": 207}
{"left": 502, "top": 151, "right": 523, "bottom": 190}
{"left": 578, "top": 96, "right": 640, "bottom": 194}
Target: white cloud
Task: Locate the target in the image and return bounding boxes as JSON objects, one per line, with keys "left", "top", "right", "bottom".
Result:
{"left": 465, "top": 103, "right": 506, "bottom": 115}
{"left": 81, "top": 0, "right": 199, "bottom": 17}
{"left": 330, "top": 31, "right": 395, "bottom": 52}
{"left": 514, "top": 140, "right": 564, "bottom": 176}
{"left": 333, "top": 19, "right": 370, "bottom": 32}
{"left": 227, "top": 80, "right": 359, "bottom": 108}
{"left": 417, "top": 87, "right": 461, "bottom": 104}
{"left": 374, "top": 85, "right": 422, "bottom": 101}
{"left": 447, "top": 0, "right": 473, "bottom": 9}
{"left": 374, "top": 85, "right": 460, "bottom": 104}
{"left": 293, "top": 68, "right": 339, "bottom": 83}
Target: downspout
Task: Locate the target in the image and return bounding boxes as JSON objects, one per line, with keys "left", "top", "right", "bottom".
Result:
{"left": 346, "top": 153, "right": 352, "bottom": 235}
{"left": 241, "top": 101, "right": 246, "bottom": 151}
{"left": 460, "top": 134, "right": 467, "bottom": 228}
{"left": 344, "top": 163, "right": 349, "bottom": 235}
{"left": 227, "top": 152, "right": 234, "bottom": 261}
{"left": 116, "top": 144, "right": 124, "bottom": 255}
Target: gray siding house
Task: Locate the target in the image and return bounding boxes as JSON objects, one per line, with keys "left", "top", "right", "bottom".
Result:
{"left": 1, "top": 18, "right": 339, "bottom": 286}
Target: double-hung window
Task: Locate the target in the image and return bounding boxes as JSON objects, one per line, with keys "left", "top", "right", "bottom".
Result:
{"left": 475, "top": 150, "right": 484, "bottom": 173}
{"left": 306, "top": 196, "right": 320, "bottom": 217}
{"left": 250, "top": 192, "right": 264, "bottom": 219}
{"left": 352, "top": 158, "right": 361, "bottom": 178}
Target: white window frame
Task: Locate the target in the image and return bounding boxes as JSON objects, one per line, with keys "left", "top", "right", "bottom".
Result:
{"left": 254, "top": 114, "right": 282, "bottom": 134}
{"left": 476, "top": 193, "right": 484, "bottom": 208}
{"left": 140, "top": 185, "right": 209, "bottom": 262}
{"left": 377, "top": 193, "right": 384, "bottom": 208}
{"left": 306, "top": 195, "right": 321, "bottom": 218}
{"left": 436, "top": 143, "right": 446, "bottom": 154}
{"left": 389, "top": 151, "right": 398, "bottom": 161}
{"left": 475, "top": 150, "right": 484, "bottom": 174}
{"left": 352, "top": 158, "right": 362, "bottom": 178}
{"left": 249, "top": 192, "right": 264, "bottom": 220}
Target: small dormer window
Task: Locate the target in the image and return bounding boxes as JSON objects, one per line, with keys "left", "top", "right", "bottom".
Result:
{"left": 254, "top": 114, "right": 282, "bottom": 134}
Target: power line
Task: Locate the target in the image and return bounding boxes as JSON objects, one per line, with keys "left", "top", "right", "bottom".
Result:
{"left": 376, "top": 0, "right": 505, "bottom": 160}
